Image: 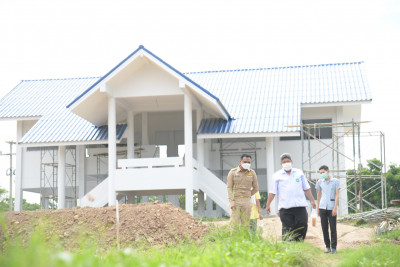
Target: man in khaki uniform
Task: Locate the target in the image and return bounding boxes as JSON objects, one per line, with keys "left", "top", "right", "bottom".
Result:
{"left": 227, "top": 154, "right": 259, "bottom": 226}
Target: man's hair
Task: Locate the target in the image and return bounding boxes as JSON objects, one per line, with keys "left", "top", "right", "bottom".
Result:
{"left": 280, "top": 153, "right": 292, "bottom": 161}
{"left": 319, "top": 165, "right": 329, "bottom": 171}
{"left": 241, "top": 154, "right": 252, "bottom": 160}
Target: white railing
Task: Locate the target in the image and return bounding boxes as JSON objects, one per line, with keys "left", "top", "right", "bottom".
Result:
{"left": 118, "top": 157, "right": 183, "bottom": 169}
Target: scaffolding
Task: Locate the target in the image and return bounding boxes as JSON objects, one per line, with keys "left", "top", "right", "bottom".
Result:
{"left": 289, "top": 121, "right": 387, "bottom": 213}
{"left": 40, "top": 146, "right": 77, "bottom": 209}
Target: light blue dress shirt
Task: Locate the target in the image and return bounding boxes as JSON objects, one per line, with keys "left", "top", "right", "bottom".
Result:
{"left": 316, "top": 177, "right": 340, "bottom": 210}
{"left": 269, "top": 168, "right": 311, "bottom": 210}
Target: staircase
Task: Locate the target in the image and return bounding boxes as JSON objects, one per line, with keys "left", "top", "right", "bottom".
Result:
{"left": 196, "top": 164, "right": 230, "bottom": 214}
{"left": 79, "top": 177, "right": 109, "bottom": 207}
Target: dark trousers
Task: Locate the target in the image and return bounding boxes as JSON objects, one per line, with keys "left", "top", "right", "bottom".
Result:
{"left": 319, "top": 209, "right": 337, "bottom": 249}
{"left": 279, "top": 207, "right": 308, "bottom": 241}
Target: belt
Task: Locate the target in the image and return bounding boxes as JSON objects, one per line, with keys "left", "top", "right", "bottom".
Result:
{"left": 237, "top": 196, "right": 250, "bottom": 198}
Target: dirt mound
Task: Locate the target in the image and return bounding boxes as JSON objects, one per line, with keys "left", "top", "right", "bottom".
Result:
{"left": 1, "top": 202, "right": 208, "bottom": 249}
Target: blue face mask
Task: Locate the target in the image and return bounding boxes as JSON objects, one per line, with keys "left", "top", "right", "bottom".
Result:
{"left": 320, "top": 172, "right": 329, "bottom": 180}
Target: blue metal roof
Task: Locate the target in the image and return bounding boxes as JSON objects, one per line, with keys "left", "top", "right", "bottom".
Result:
{"left": 0, "top": 60, "right": 371, "bottom": 143}
{"left": 186, "top": 61, "right": 371, "bottom": 134}
{"left": 0, "top": 77, "right": 127, "bottom": 144}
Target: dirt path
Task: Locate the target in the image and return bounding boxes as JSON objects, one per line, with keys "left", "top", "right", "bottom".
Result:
{"left": 210, "top": 217, "right": 374, "bottom": 249}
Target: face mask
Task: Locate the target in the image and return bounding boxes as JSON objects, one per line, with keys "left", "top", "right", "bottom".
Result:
{"left": 241, "top": 163, "right": 251, "bottom": 170}
{"left": 321, "top": 173, "right": 329, "bottom": 180}
{"left": 282, "top": 162, "right": 292, "bottom": 171}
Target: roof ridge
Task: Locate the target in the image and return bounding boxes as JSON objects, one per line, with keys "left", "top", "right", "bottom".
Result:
{"left": 21, "top": 76, "right": 101, "bottom": 82}
{"left": 184, "top": 61, "right": 364, "bottom": 75}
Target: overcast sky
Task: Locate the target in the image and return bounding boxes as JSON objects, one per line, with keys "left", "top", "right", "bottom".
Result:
{"left": 0, "top": 0, "right": 399, "bottom": 203}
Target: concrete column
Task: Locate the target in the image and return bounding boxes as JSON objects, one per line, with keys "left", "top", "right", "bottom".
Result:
{"left": 216, "top": 204, "right": 223, "bottom": 217}
{"left": 266, "top": 137, "right": 277, "bottom": 215}
{"left": 127, "top": 193, "right": 135, "bottom": 204}
{"left": 77, "top": 145, "right": 86, "bottom": 199}
{"left": 142, "top": 112, "right": 149, "bottom": 145}
{"left": 336, "top": 107, "right": 348, "bottom": 216}
{"left": 198, "top": 191, "right": 205, "bottom": 217}
{"left": 184, "top": 91, "right": 194, "bottom": 215}
{"left": 206, "top": 195, "right": 213, "bottom": 217}
{"left": 57, "top": 145, "right": 66, "bottom": 209}
{"left": 43, "top": 198, "right": 49, "bottom": 210}
{"left": 127, "top": 111, "right": 135, "bottom": 159}
{"left": 108, "top": 96, "right": 117, "bottom": 206}
{"left": 167, "top": 195, "right": 179, "bottom": 207}
{"left": 14, "top": 121, "right": 23, "bottom": 211}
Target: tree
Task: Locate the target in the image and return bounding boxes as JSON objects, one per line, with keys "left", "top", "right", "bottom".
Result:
{"left": 0, "top": 187, "right": 40, "bottom": 212}
{"left": 347, "top": 159, "right": 400, "bottom": 212}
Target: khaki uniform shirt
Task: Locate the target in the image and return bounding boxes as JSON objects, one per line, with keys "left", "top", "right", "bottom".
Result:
{"left": 227, "top": 166, "right": 259, "bottom": 207}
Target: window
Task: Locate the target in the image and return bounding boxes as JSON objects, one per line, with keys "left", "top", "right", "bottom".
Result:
{"left": 280, "top": 119, "right": 333, "bottom": 141}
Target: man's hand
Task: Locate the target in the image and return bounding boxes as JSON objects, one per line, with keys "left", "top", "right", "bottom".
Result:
{"left": 332, "top": 208, "right": 337, "bottom": 217}
{"left": 318, "top": 209, "right": 320, "bottom": 217}
{"left": 311, "top": 200, "right": 316, "bottom": 209}
{"left": 266, "top": 205, "right": 271, "bottom": 214}
{"left": 259, "top": 214, "right": 263, "bottom": 220}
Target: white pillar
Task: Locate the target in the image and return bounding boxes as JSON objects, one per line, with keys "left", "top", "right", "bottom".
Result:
{"left": 57, "top": 145, "right": 66, "bottom": 209}
{"left": 142, "top": 112, "right": 149, "bottom": 145}
{"left": 184, "top": 91, "right": 194, "bottom": 215}
{"left": 196, "top": 109, "right": 204, "bottom": 165}
{"left": 336, "top": 107, "right": 348, "bottom": 216}
{"left": 77, "top": 145, "right": 86, "bottom": 199}
{"left": 14, "top": 121, "right": 23, "bottom": 211}
{"left": 108, "top": 96, "right": 117, "bottom": 206}
{"left": 127, "top": 111, "right": 135, "bottom": 159}
{"left": 266, "top": 137, "right": 277, "bottom": 215}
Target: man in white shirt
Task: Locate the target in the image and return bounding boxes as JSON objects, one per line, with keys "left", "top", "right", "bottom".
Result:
{"left": 266, "top": 153, "right": 316, "bottom": 241}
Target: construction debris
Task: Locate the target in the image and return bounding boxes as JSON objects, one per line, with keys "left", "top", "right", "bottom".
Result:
{"left": 376, "top": 219, "right": 400, "bottom": 235}
{"left": 338, "top": 207, "right": 400, "bottom": 224}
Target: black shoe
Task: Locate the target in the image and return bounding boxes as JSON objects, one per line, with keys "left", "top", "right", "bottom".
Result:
{"left": 324, "top": 248, "right": 331, "bottom": 253}
{"left": 331, "top": 249, "right": 337, "bottom": 254}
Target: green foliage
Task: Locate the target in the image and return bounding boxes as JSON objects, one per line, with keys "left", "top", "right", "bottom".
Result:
{"left": 0, "top": 187, "right": 40, "bottom": 212}
{"left": 379, "top": 229, "right": 400, "bottom": 241}
{"left": 347, "top": 158, "right": 400, "bottom": 211}
{"left": 339, "top": 243, "right": 400, "bottom": 267}
{"left": 0, "top": 222, "right": 326, "bottom": 267}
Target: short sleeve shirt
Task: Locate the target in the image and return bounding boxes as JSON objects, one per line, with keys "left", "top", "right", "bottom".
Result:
{"left": 269, "top": 168, "right": 311, "bottom": 210}
{"left": 316, "top": 177, "right": 341, "bottom": 210}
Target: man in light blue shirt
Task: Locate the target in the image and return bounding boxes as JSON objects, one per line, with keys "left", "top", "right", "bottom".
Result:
{"left": 266, "top": 153, "right": 316, "bottom": 241}
{"left": 316, "top": 165, "right": 340, "bottom": 254}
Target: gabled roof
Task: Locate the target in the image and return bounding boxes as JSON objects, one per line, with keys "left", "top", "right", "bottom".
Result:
{"left": 187, "top": 61, "right": 371, "bottom": 135}
{"left": 0, "top": 57, "right": 371, "bottom": 144}
{"left": 67, "top": 45, "right": 231, "bottom": 120}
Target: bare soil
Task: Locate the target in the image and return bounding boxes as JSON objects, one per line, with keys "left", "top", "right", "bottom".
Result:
{"left": 210, "top": 217, "right": 375, "bottom": 249}
{"left": 0, "top": 202, "right": 208, "bottom": 249}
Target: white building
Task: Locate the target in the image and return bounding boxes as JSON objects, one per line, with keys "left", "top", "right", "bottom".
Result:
{"left": 0, "top": 46, "right": 371, "bottom": 217}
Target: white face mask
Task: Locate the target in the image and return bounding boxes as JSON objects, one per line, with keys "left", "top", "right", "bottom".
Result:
{"left": 282, "top": 162, "right": 292, "bottom": 171}
{"left": 241, "top": 163, "right": 251, "bottom": 170}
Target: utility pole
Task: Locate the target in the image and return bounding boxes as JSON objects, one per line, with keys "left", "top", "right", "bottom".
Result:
{"left": 1, "top": 141, "right": 16, "bottom": 211}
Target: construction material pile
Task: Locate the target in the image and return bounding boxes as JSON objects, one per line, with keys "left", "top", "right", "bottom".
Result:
{"left": 0, "top": 202, "right": 208, "bottom": 249}
{"left": 338, "top": 207, "right": 400, "bottom": 224}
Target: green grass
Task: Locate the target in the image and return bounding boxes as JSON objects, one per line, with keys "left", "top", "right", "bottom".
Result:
{"left": 338, "top": 243, "right": 400, "bottom": 267}
{"left": 2, "top": 217, "right": 400, "bottom": 267}
{"left": 379, "top": 229, "right": 400, "bottom": 241}
{"left": 0, "top": 222, "right": 328, "bottom": 267}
